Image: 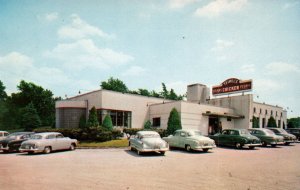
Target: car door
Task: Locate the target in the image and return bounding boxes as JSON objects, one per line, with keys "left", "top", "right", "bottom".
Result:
{"left": 178, "top": 131, "right": 188, "bottom": 148}
{"left": 218, "top": 130, "right": 229, "bottom": 145}
{"left": 55, "top": 134, "right": 69, "bottom": 150}
{"left": 168, "top": 131, "right": 181, "bottom": 148}
{"left": 229, "top": 130, "right": 240, "bottom": 146}
{"left": 46, "top": 134, "right": 58, "bottom": 150}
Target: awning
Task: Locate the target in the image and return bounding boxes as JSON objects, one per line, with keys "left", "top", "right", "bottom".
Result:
{"left": 202, "top": 112, "right": 244, "bottom": 119}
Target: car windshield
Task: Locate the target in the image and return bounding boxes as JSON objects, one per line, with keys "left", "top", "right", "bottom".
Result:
{"left": 141, "top": 134, "right": 160, "bottom": 138}
{"left": 240, "top": 130, "right": 250, "bottom": 135}
{"left": 187, "top": 131, "right": 202, "bottom": 136}
{"left": 30, "top": 135, "right": 43, "bottom": 139}
{"left": 276, "top": 129, "right": 288, "bottom": 134}
{"left": 264, "top": 129, "right": 275, "bottom": 135}
{"left": 7, "top": 133, "right": 21, "bottom": 139}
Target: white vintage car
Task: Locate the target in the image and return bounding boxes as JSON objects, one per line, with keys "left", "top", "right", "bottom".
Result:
{"left": 129, "top": 131, "right": 169, "bottom": 155}
{"left": 0, "top": 131, "right": 9, "bottom": 141}
{"left": 19, "top": 132, "right": 78, "bottom": 154}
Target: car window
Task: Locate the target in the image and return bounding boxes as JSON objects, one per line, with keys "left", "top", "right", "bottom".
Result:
{"left": 222, "top": 130, "right": 229, "bottom": 135}
{"left": 46, "top": 134, "right": 56, "bottom": 139}
{"left": 0, "top": 133, "right": 3, "bottom": 137}
{"left": 174, "top": 131, "right": 181, "bottom": 136}
{"left": 229, "top": 130, "right": 238, "bottom": 135}
{"left": 31, "top": 135, "right": 43, "bottom": 139}
{"left": 4, "top": 133, "right": 9, "bottom": 136}
{"left": 180, "top": 132, "right": 186, "bottom": 137}
{"left": 56, "top": 134, "right": 64, "bottom": 138}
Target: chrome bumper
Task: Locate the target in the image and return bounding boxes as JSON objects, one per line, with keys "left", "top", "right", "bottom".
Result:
{"left": 243, "top": 143, "right": 262, "bottom": 148}
{"left": 139, "top": 148, "right": 169, "bottom": 152}
{"left": 193, "top": 145, "right": 216, "bottom": 150}
{"left": 19, "top": 148, "right": 41, "bottom": 153}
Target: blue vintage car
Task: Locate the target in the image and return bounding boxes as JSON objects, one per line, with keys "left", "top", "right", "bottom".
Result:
{"left": 129, "top": 131, "right": 169, "bottom": 155}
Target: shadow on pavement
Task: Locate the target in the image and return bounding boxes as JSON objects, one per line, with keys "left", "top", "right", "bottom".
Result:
{"left": 124, "top": 149, "right": 166, "bottom": 157}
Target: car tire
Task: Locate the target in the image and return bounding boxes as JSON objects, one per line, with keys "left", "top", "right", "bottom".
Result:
{"left": 28, "top": 152, "right": 34, "bottom": 155}
{"left": 43, "top": 146, "right": 51, "bottom": 154}
{"left": 249, "top": 146, "right": 255, "bottom": 150}
{"left": 284, "top": 142, "right": 290, "bottom": 146}
{"left": 203, "top": 148, "right": 209, "bottom": 153}
{"left": 160, "top": 151, "right": 165, "bottom": 155}
{"left": 70, "top": 144, "right": 76, "bottom": 151}
{"left": 137, "top": 150, "right": 142, "bottom": 155}
{"left": 3, "top": 150, "right": 9, "bottom": 153}
{"left": 262, "top": 141, "right": 268, "bottom": 147}
{"left": 235, "top": 143, "right": 242, "bottom": 149}
{"left": 130, "top": 146, "right": 134, "bottom": 151}
{"left": 271, "top": 144, "right": 277, "bottom": 148}
{"left": 185, "top": 145, "right": 192, "bottom": 152}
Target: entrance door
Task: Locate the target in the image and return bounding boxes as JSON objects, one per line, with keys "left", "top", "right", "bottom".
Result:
{"left": 209, "top": 117, "right": 219, "bottom": 135}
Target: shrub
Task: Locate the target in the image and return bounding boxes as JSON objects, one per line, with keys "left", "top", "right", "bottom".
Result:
{"left": 144, "top": 120, "right": 152, "bottom": 129}
{"left": 102, "top": 115, "right": 113, "bottom": 131}
{"left": 87, "top": 106, "right": 99, "bottom": 127}
{"left": 267, "top": 116, "right": 277, "bottom": 128}
{"left": 167, "top": 108, "right": 182, "bottom": 135}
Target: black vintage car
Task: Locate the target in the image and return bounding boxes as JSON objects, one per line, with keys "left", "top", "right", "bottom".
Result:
{"left": 0, "top": 132, "right": 34, "bottom": 153}
{"left": 285, "top": 128, "right": 300, "bottom": 141}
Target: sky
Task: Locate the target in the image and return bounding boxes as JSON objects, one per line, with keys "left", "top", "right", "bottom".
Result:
{"left": 0, "top": 0, "right": 299, "bottom": 117}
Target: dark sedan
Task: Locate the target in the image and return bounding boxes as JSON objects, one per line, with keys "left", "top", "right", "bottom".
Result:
{"left": 0, "top": 132, "right": 34, "bottom": 153}
{"left": 285, "top": 128, "right": 300, "bottom": 141}
{"left": 209, "top": 129, "right": 261, "bottom": 149}
{"left": 267, "top": 128, "right": 296, "bottom": 145}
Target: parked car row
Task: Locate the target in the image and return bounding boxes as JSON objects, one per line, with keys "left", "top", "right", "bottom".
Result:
{"left": 0, "top": 132, "right": 77, "bottom": 154}
{"left": 129, "top": 128, "right": 298, "bottom": 156}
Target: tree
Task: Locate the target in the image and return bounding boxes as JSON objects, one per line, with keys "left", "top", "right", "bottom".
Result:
{"left": 144, "top": 120, "right": 152, "bottom": 129}
{"left": 101, "top": 77, "right": 128, "bottom": 93}
{"left": 252, "top": 116, "right": 259, "bottom": 128}
{"left": 138, "top": 89, "right": 150, "bottom": 96}
{"left": 21, "top": 103, "right": 41, "bottom": 131}
{"left": 150, "top": 90, "right": 160, "bottom": 98}
{"left": 161, "top": 83, "right": 169, "bottom": 99}
{"left": 287, "top": 117, "right": 300, "bottom": 128}
{"left": 10, "top": 80, "right": 55, "bottom": 126}
{"left": 102, "top": 115, "right": 113, "bottom": 131}
{"left": 79, "top": 114, "right": 87, "bottom": 129}
{"left": 167, "top": 108, "right": 182, "bottom": 135}
{"left": 87, "top": 106, "right": 99, "bottom": 127}
{"left": 267, "top": 116, "right": 277, "bottom": 128}
{"left": 0, "top": 80, "right": 7, "bottom": 101}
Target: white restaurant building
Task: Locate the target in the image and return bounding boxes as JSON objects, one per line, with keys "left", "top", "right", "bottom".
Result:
{"left": 55, "top": 79, "right": 287, "bottom": 136}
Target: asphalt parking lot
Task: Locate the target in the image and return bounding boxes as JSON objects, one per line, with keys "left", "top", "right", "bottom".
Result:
{"left": 1, "top": 144, "right": 300, "bottom": 190}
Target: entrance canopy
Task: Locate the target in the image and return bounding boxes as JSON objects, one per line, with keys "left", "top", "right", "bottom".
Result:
{"left": 202, "top": 111, "right": 244, "bottom": 119}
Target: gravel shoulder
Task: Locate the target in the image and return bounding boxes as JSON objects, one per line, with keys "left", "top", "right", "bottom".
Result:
{"left": 1, "top": 144, "right": 300, "bottom": 190}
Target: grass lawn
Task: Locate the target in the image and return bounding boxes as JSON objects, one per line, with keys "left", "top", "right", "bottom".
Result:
{"left": 78, "top": 139, "right": 129, "bottom": 148}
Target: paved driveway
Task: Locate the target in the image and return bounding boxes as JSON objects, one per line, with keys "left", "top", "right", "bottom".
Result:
{"left": 1, "top": 144, "right": 300, "bottom": 190}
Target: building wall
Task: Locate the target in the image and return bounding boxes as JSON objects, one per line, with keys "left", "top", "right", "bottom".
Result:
{"left": 209, "top": 94, "right": 252, "bottom": 129}
{"left": 252, "top": 102, "right": 287, "bottom": 128}
{"left": 149, "top": 101, "right": 235, "bottom": 136}
{"left": 56, "top": 108, "right": 86, "bottom": 128}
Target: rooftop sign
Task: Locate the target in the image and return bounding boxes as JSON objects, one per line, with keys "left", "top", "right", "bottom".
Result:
{"left": 212, "top": 78, "right": 252, "bottom": 96}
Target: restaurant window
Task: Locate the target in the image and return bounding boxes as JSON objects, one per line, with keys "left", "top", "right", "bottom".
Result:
{"left": 271, "top": 110, "right": 273, "bottom": 116}
{"left": 260, "top": 109, "right": 262, "bottom": 114}
{"left": 253, "top": 107, "right": 256, "bottom": 113}
{"left": 265, "top": 110, "right": 268, "bottom": 115}
{"left": 152, "top": 117, "right": 161, "bottom": 127}
{"left": 98, "top": 109, "right": 132, "bottom": 128}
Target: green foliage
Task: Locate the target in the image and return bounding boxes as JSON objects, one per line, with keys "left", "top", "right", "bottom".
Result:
{"left": 167, "top": 108, "right": 182, "bottom": 135}
{"left": 21, "top": 103, "right": 41, "bottom": 131}
{"left": 0, "top": 80, "right": 7, "bottom": 101}
{"left": 87, "top": 106, "right": 99, "bottom": 127}
{"left": 267, "top": 116, "right": 277, "bottom": 128}
{"left": 79, "top": 115, "right": 87, "bottom": 129}
{"left": 138, "top": 89, "right": 150, "bottom": 96}
{"left": 101, "top": 77, "right": 128, "bottom": 93}
{"left": 102, "top": 115, "right": 113, "bottom": 131}
{"left": 33, "top": 127, "right": 123, "bottom": 142}
{"left": 252, "top": 116, "right": 260, "bottom": 128}
{"left": 287, "top": 117, "right": 300, "bottom": 128}
{"left": 144, "top": 120, "right": 152, "bottom": 129}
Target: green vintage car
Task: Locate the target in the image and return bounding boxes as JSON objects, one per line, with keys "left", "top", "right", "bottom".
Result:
{"left": 163, "top": 129, "right": 216, "bottom": 152}
{"left": 209, "top": 129, "right": 261, "bottom": 149}
{"left": 248, "top": 128, "right": 284, "bottom": 147}
{"left": 267, "top": 128, "right": 297, "bottom": 145}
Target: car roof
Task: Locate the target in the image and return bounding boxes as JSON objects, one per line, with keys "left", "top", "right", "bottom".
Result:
{"left": 0, "top": 131, "right": 9, "bottom": 133}
{"left": 34, "top": 132, "right": 62, "bottom": 137}
{"left": 137, "top": 131, "right": 159, "bottom": 135}
{"left": 10, "top": 132, "right": 34, "bottom": 135}
{"left": 175, "top": 129, "right": 200, "bottom": 133}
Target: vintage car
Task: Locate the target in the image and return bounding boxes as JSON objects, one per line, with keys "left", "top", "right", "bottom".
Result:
{"left": 209, "top": 129, "right": 261, "bottom": 149}
{"left": 0, "top": 132, "right": 34, "bottom": 153}
{"left": 0, "top": 131, "right": 9, "bottom": 141}
{"left": 19, "top": 132, "right": 78, "bottom": 154}
{"left": 248, "top": 128, "right": 284, "bottom": 147}
{"left": 267, "top": 128, "right": 297, "bottom": 145}
{"left": 163, "top": 129, "right": 216, "bottom": 152}
{"left": 285, "top": 128, "right": 300, "bottom": 141}
{"left": 129, "top": 131, "right": 169, "bottom": 155}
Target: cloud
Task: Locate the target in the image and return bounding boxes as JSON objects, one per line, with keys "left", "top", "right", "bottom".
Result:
{"left": 45, "top": 39, "right": 134, "bottom": 70}
{"left": 58, "top": 14, "right": 112, "bottom": 40}
{"left": 211, "top": 39, "right": 234, "bottom": 52}
{"left": 265, "top": 62, "right": 300, "bottom": 75}
{"left": 283, "top": 2, "right": 300, "bottom": 10}
{"left": 122, "top": 66, "right": 146, "bottom": 77}
{"left": 254, "top": 78, "right": 282, "bottom": 93}
{"left": 240, "top": 64, "right": 255, "bottom": 73}
{"left": 195, "top": 0, "right": 248, "bottom": 18}
{"left": 169, "top": 0, "right": 197, "bottom": 9}
{"left": 45, "top": 12, "right": 59, "bottom": 21}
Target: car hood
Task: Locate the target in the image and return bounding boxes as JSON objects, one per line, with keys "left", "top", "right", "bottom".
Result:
{"left": 0, "top": 138, "right": 16, "bottom": 145}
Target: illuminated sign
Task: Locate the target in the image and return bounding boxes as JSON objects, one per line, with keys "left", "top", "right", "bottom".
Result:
{"left": 212, "top": 78, "right": 252, "bottom": 96}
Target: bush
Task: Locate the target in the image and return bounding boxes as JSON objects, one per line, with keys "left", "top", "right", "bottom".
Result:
{"left": 144, "top": 120, "right": 152, "bottom": 129}
{"left": 102, "top": 115, "right": 113, "bottom": 131}
{"left": 167, "top": 108, "right": 182, "bottom": 135}
{"left": 267, "top": 116, "right": 277, "bottom": 128}
{"left": 33, "top": 126, "right": 122, "bottom": 142}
